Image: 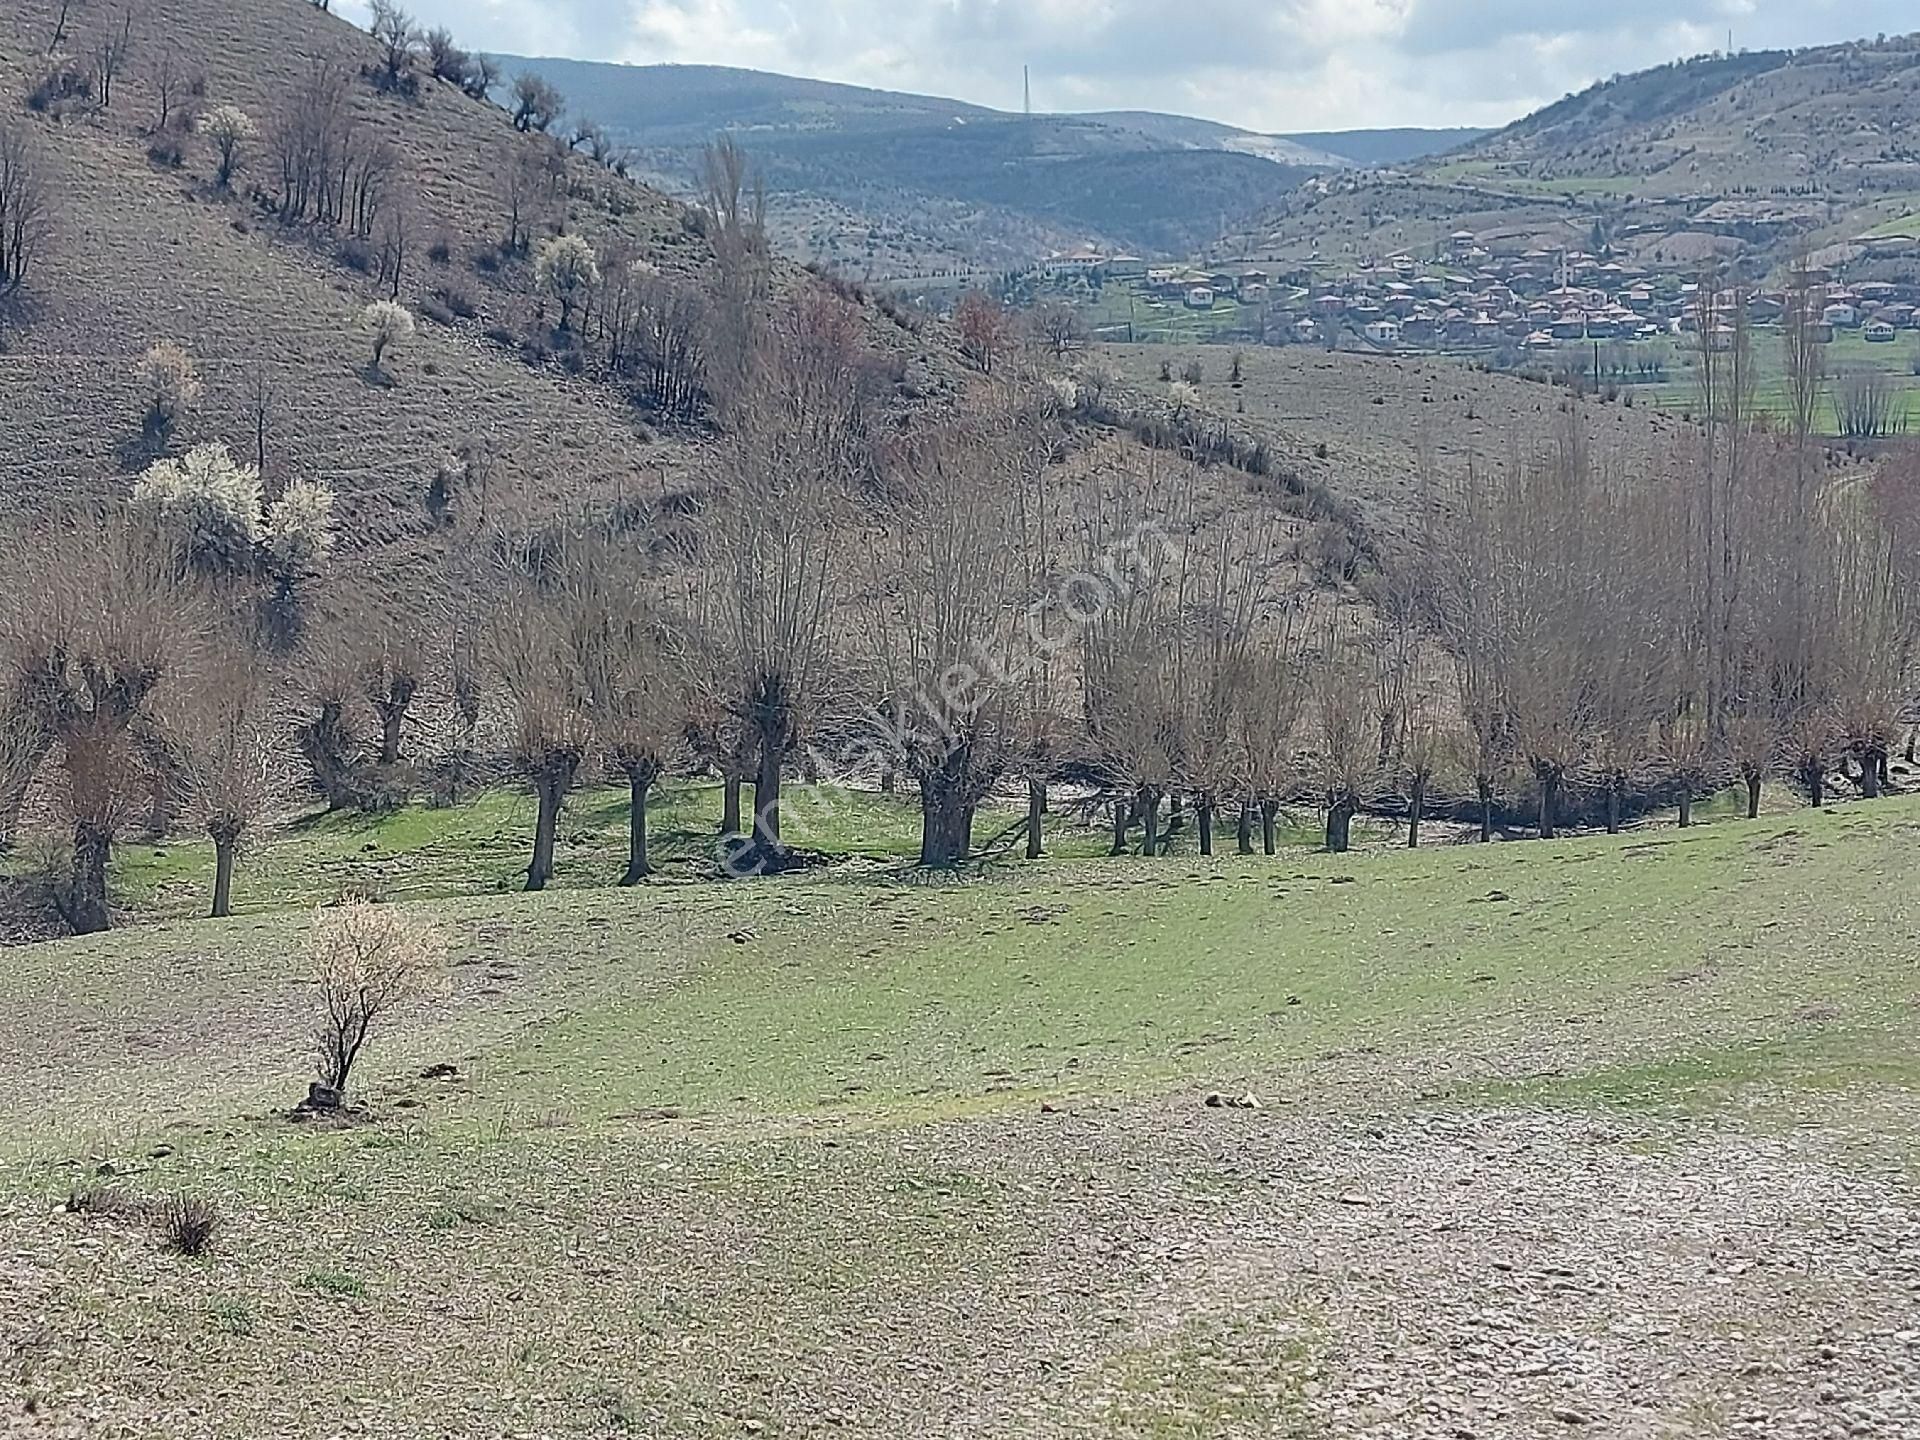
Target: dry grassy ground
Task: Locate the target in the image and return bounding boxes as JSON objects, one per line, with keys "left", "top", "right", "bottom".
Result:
{"left": 0, "top": 0, "right": 956, "bottom": 586}
{"left": 2, "top": 795, "right": 1917, "bottom": 1438}
{"left": 1097, "top": 343, "right": 1702, "bottom": 535}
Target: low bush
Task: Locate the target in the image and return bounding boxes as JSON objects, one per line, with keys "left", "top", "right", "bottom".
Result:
{"left": 162, "top": 1194, "right": 218, "bottom": 1256}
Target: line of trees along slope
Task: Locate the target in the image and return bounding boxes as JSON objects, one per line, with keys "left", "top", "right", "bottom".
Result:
{"left": 3, "top": 0, "right": 1919, "bottom": 930}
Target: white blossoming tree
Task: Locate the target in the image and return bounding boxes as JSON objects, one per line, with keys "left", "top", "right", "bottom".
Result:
{"left": 361, "top": 299, "right": 415, "bottom": 373}
{"left": 535, "top": 234, "right": 599, "bottom": 333}
{"left": 198, "top": 104, "right": 257, "bottom": 189}
{"left": 133, "top": 442, "right": 264, "bottom": 576}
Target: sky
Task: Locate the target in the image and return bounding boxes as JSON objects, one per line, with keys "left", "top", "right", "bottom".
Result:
{"left": 336, "top": 0, "right": 1916, "bottom": 133}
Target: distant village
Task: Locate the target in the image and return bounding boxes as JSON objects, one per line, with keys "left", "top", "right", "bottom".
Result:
{"left": 1038, "top": 230, "right": 1920, "bottom": 356}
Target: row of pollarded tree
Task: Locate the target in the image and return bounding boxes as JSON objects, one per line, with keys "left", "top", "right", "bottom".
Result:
{"left": 7, "top": 268, "right": 1920, "bottom": 932}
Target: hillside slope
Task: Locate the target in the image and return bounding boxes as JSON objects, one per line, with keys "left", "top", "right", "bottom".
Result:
{"left": 0, "top": 0, "right": 1704, "bottom": 635}
{"left": 1228, "top": 32, "right": 1920, "bottom": 276}
{"left": 0, "top": 0, "right": 955, "bottom": 584}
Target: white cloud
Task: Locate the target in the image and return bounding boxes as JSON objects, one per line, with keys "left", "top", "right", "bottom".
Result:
{"left": 347, "top": 0, "right": 1919, "bottom": 131}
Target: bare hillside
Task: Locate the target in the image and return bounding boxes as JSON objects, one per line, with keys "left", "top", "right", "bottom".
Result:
{"left": 0, "top": 0, "right": 953, "bottom": 573}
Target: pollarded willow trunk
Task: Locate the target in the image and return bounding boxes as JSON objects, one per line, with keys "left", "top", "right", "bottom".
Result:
{"left": 1197, "top": 793, "right": 1215, "bottom": 857}
{"left": 67, "top": 820, "right": 113, "bottom": 935}
{"left": 1407, "top": 774, "right": 1427, "bottom": 849}
{"left": 621, "top": 761, "right": 662, "bottom": 886}
{"left": 526, "top": 754, "right": 579, "bottom": 893}
{"left": 375, "top": 678, "right": 416, "bottom": 766}
{"left": 1800, "top": 759, "right": 1825, "bottom": 808}
{"left": 1326, "top": 796, "right": 1355, "bottom": 854}
{"left": 1477, "top": 778, "right": 1495, "bottom": 843}
{"left": 1745, "top": 771, "right": 1762, "bottom": 819}
{"left": 1109, "top": 800, "right": 1130, "bottom": 856}
{"left": 1861, "top": 745, "right": 1885, "bottom": 799}
{"left": 1604, "top": 778, "right": 1623, "bottom": 836}
{"left": 1677, "top": 785, "right": 1693, "bottom": 829}
{"left": 919, "top": 790, "right": 973, "bottom": 868}
{"left": 917, "top": 748, "right": 978, "bottom": 868}
{"left": 754, "top": 736, "right": 785, "bottom": 854}
{"left": 721, "top": 772, "right": 743, "bottom": 835}
{"left": 746, "top": 671, "right": 795, "bottom": 865}
{"left": 1260, "top": 798, "right": 1279, "bottom": 856}
{"left": 1534, "top": 762, "right": 1562, "bottom": 840}
{"left": 1236, "top": 799, "right": 1253, "bottom": 856}
{"left": 300, "top": 700, "right": 359, "bottom": 811}
{"left": 210, "top": 818, "right": 243, "bottom": 919}
{"left": 1025, "top": 778, "right": 1046, "bottom": 860}
{"left": 1138, "top": 785, "right": 1162, "bottom": 858}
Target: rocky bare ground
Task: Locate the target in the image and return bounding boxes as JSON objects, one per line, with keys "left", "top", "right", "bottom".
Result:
{"left": 5, "top": 1088, "right": 1916, "bottom": 1438}
{"left": 979, "top": 1098, "right": 1920, "bottom": 1439}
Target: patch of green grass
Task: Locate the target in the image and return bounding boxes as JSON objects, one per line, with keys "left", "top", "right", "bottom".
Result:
{"left": 423, "top": 1196, "right": 506, "bottom": 1230}
{"left": 108, "top": 780, "right": 1115, "bottom": 920}
{"left": 207, "top": 1300, "right": 255, "bottom": 1336}
{"left": 386, "top": 800, "right": 1920, "bottom": 1130}
{"left": 300, "top": 1269, "right": 368, "bottom": 1299}
{"left": 1460, "top": 1021, "right": 1920, "bottom": 1116}
{"left": 1080, "top": 1314, "right": 1313, "bottom": 1438}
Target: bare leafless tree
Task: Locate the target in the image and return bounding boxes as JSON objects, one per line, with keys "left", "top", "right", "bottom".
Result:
{"left": 270, "top": 62, "right": 355, "bottom": 224}
{"left": 0, "top": 122, "right": 53, "bottom": 294}
{"left": 487, "top": 535, "right": 597, "bottom": 891}
{"left": 510, "top": 72, "right": 562, "bottom": 134}
{"left": 422, "top": 26, "right": 466, "bottom": 84}
{"left": 564, "top": 533, "right": 685, "bottom": 883}
{"left": 1309, "top": 621, "right": 1377, "bottom": 854}
{"left": 0, "top": 510, "right": 203, "bottom": 933}
{"left": 1226, "top": 624, "right": 1308, "bottom": 855}
{"left": 1834, "top": 368, "right": 1902, "bottom": 440}
{"left": 162, "top": 632, "right": 290, "bottom": 917}
{"left": 358, "top": 621, "right": 424, "bottom": 769}
{"left": 700, "top": 135, "right": 770, "bottom": 415}
{"left": 701, "top": 298, "right": 869, "bottom": 867}
{"left": 367, "top": 1, "right": 419, "bottom": 90}
{"left": 147, "top": 40, "right": 193, "bottom": 134}
{"left": 1029, "top": 300, "right": 1085, "bottom": 360}
{"left": 1079, "top": 461, "right": 1194, "bottom": 857}
{"left": 502, "top": 144, "right": 558, "bottom": 256}
{"left": 955, "top": 291, "right": 1015, "bottom": 375}
{"left": 93, "top": 5, "right": 136, "bottom": 110}
{"left": 858, "top": 401, "right": 1046, "bottom": 866}
{"left": 47, "top": 0, "right": 78, "bottom": 55}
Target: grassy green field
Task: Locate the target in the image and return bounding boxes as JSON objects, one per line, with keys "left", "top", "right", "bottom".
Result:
{"left": 1082, "top": 283, "right": 1260, "bottom": 345}
{"left": 5, "top": 792, "right": 1919, "bottom": 1436}
{"left": 1530, "top": 329, "right": 1920, "bottom": 433}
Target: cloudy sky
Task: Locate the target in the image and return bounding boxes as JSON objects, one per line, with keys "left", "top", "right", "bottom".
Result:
{"left": 337, "top": 0, "right": 1912, "bottom": 132}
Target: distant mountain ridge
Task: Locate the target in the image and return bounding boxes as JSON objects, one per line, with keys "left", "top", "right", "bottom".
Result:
{"left": 1228, "top": 32, "right": 1920, "bottom": 278}
{"left": 493, "top": 57, "right": 1484, "bottom": 271}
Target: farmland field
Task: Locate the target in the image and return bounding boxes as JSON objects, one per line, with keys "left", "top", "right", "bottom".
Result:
{"left": 1576, "top": 330, "right": 1920, "bottom": 433}
{"left": 5, "top": 789, "right": 1918, "bottom": 1438}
